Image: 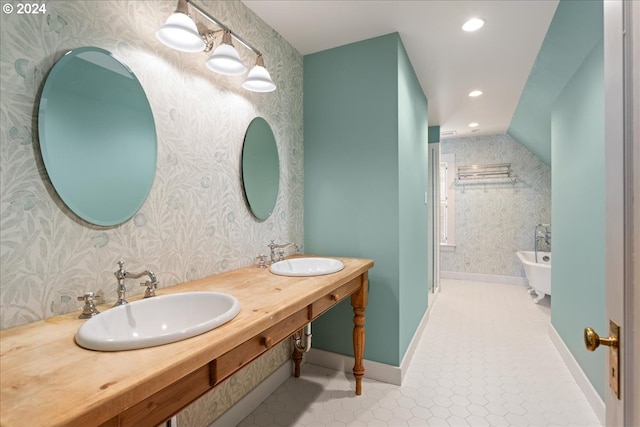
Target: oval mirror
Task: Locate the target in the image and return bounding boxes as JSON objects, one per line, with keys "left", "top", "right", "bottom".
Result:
{"left": 241, "top": 117, "right": 279, "bottom": 221}
{"left": 38, "top": 46, "right": 157, "bottom": 226}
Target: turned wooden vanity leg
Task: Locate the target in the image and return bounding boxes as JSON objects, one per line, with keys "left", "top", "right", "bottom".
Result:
{"left": 292, "top": 345, "right": 303, "bottom": 378}
{"left": 351, "top": 272, "right": 368, "bottom": 395}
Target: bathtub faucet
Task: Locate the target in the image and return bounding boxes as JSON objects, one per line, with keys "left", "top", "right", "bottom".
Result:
{"left": 534, "top": 224, "right": 551, "bottom": 263}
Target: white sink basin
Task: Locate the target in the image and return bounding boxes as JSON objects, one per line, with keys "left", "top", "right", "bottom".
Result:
{"left": 75, "top": 292, "right": 240, "bottom": 351}
{"left": 270, "top": 257, "right": 344, "bottom": 277}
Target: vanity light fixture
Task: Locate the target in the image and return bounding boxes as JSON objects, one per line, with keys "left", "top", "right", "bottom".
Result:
{"left": 468, "top": 90, "right": 483, "bottom": 97}
{"left": 468, "top": 122, "right": 480, "bottom": 128}
{"left": 206, "top": 30, "right": 247, "bottom": 75}
{"left": 462, "top": 18, "right": 485, "bottom": 32}
{"left": 242, "top": 55, "right": 277, "bottom": 92}
{"left": 155, "top": 0, "right": 205, "bottom": 52}
{"left": 156, "top": 0, "right": 276, "bottom": 92}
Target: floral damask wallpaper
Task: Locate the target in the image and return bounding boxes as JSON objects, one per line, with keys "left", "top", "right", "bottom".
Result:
{"left": 0, "top": 0, "right": 302, "bottom": 423}
{"left": 440, "top": 134, "right": 551, "bottom": 278}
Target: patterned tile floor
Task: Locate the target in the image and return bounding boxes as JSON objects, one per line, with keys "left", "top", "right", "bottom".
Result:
{"left": 238, "top": 279, "right": 601, "bottom": 427}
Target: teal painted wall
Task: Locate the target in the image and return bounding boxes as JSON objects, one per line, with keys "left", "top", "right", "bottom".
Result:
{"left": 551, "top": 39, "right": 605, "bottom": 398}
{"left": 508, "top": 0, "right": 603, "bottom": 166}
{"left": 304, "top": 33, "right": 428, "bottom": 366}
{"left": 397, "top": 40, "right": 429, "bottom": 357}
{"left": 428, "top": 126, "right": 440, "bottom": 144}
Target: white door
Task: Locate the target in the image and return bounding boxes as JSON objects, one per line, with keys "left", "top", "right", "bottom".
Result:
{"left": 597, "top": 1, "right": 637, "bottom": 425}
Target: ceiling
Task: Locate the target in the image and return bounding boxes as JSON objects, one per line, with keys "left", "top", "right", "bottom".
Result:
{"left": 242, "top": 0, "right": 559, "bottom": 139}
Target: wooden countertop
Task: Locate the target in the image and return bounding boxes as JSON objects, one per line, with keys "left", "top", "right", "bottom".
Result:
{"left": 0, "top": 257, "right": 374, "bottom": 427}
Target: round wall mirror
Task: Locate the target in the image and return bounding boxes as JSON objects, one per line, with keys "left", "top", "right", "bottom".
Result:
{"left": 241, "top": 117, "right": 279, "bottom": 221}
{"left": 38, "top": 46, "right": 157, "bottom": 226}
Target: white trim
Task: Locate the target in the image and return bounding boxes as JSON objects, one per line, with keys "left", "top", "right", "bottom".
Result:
{"left": 440, "top": 271, "right": 528, "bottom": 286}
{"left": 306, "top": 348, "right": 401, "bottom": 386}
{"left": 439, "top": 244, "right": 456, "bottom": 252}
{"left": 306, "top": 297, "right": 438, "bottom": 386}
{"left": 399, "top": 292, "right": 437, "bottom": 382}
{"left": 604, "top": 1, "right": 630, "bottom": 424}
{"left": 630, "top": 3, "right": 640, "bottom": 424}
{"left": 208, "top": 361, "right": 293, "bottom": 427}
{"left": 548, "top": 324, "right": 605, "bottom": 424}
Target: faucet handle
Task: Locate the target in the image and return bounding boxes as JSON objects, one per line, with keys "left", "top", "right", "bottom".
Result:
{"left": 140, "top": 280, "right": 158, "bottom": 298}
{"left": 77, "top": 292, "right": 101, "bottom": 319}
{"left": 77, "top": 291, "right": 100, "bottom": 302}
{"left": 256, "top": 254, "right": 267, "bottom": 269}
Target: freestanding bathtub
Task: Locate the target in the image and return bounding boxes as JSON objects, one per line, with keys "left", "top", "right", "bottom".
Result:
{"left": 516, "top": 251, "right": 551, "bottom": 303}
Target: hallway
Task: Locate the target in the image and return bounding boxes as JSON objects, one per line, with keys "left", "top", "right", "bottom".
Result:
{"left": 238, "top": 279, "right": 601, "bottom": 427}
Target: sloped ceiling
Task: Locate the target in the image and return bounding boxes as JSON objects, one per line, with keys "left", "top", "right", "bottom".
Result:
{"left": 243, "top": 1, "right": 557, "bottom": 139}
{"left": 507, "top": 1, "right": 603, "bottom": 165}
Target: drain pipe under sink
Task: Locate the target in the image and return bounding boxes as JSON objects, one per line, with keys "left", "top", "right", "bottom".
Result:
{"left": 292, "top": 323, "right": 312, "bottom": 377}
{"left": 293, "top": 323, "right": 312, "bottom": 352}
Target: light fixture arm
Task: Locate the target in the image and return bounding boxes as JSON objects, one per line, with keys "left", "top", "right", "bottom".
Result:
{"left": 197, "top": 23, "right": 223, "bottom": 52}
{"left": 172, "top": 0, "right": 190, "bottom": 15}
{"left": 187, "top": 0, "right": 262, "bottom": 57}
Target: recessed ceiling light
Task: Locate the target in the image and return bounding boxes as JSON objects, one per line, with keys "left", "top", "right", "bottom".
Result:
{"left": 469, "top": 122, "right": 479, "bottom": 128}
{"left": 462, "top": 18, "right": 485, "bottom": 32}
{"left": 468, "top": 90, "right": 483, "bottom": 97}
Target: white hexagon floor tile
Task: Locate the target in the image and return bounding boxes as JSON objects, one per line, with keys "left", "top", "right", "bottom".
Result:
{"left": 238, "top": 279, "right": 602, "bottom": 427}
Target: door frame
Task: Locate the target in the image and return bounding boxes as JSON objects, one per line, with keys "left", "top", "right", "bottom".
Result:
{"left": 627, "top": 3, "right": 639, "bottom": 425}
{"left": 603, "top": 1, "right": 637, "bottom": 425}
{"left": 428, "top": 143, "right": 441, "bottom": 295}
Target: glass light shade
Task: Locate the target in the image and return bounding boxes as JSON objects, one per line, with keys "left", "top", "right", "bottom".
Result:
{"left": 206, "top": 44, "right": 247, "bottom": 75}
{"left": 242, "top": 64, "right": 276, "bottom": 92}
{"left": 156, "top": 13, "right": 205, "bottom": 53}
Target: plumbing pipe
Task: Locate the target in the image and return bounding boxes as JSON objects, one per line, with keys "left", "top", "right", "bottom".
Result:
{"left": 293, "top": 323, "right": 312, "bottom": 352}
{"left": 534, "top": 223, "right": 551, "bottom": 263}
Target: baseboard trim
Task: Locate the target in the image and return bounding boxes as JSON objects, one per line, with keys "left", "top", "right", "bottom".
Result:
{"left": 305, "top": 348, "right": 402, "bottom": 385}
{"left": 441, "top": 271, "right": 527, "bottom": 286}
{"left": 209, "top": 361, "right": 293, "bottom": 427}
{"left": 307, "top": 295, "right": 438, "bottom": 387}
{"left": 548, "top": 324, "right": 605, "bottom": 424}
{"left": 399, "top": 293, "right": 438, "bottom": 383}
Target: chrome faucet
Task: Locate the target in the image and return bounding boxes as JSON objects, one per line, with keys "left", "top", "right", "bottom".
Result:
{"left": 267, "top": 240, "right": 299, "bottom": 264}
{"left": 113, "top": 260, "right": 159, "bottom": 306}
{"left": 534, "top": 224, "right": 551, "bottom": 262}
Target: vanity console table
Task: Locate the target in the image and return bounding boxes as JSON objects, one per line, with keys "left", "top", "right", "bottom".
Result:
{"left": 0, "top": 257, "right": 373, "bottom": 427}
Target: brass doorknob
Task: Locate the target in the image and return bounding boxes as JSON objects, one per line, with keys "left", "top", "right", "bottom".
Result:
{"left": 584, "top": 327, "right": 618, "bottom": 351}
